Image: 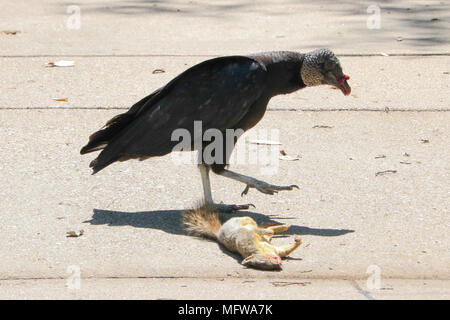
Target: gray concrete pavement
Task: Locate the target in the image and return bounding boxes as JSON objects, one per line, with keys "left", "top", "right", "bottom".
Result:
{"left": 0, "top": 0, "right": 449, "bottom": 299}
{"left": 1, "top": 0, "right": 449, "bottom": 56}
{"left": 0, "top": 56, "right": 449, "bottom": 110}
{"left": 0, "top": 110, "right": 449, "bottom": 299}
{"left": 1, "top": 278, "right": 448, "bottom": 300}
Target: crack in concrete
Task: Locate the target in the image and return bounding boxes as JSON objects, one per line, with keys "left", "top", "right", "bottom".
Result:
{"left": 351, "top": 280, "right": 376, "bottom": 300}
{"left": 0, "top": 107, "right": 449, "bottom": 112}
{"left": 1, "top": 276, "right": 449, "bottom": 281}
{"left": 0, "top": 53, "right": 449, "bottom": 58}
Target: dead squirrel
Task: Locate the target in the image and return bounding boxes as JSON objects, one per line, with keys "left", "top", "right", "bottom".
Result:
{"left": 183, "top": 205, "right": 301, "bottom": 270}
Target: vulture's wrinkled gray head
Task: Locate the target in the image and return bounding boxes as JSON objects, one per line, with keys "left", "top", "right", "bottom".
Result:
{"left": 301, "top": 48, "right": 351, "bottom": 95}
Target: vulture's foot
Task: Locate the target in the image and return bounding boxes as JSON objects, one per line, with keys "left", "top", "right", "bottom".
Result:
{"left": 241, "top": 181, "right": 299, "bottom": 196}
{"left": 209, "top": 202, "right": 255, "bottom": 213}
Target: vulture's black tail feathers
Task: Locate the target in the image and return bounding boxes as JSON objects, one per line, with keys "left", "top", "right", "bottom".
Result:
{"left": 89, "top": 156, "right": 118, "bottom": 175}
{"left": 80, "top": 88, "right": 163, "bottom": 174}
{"left": 80, "top": 112, "right": 134, "bottom": 155}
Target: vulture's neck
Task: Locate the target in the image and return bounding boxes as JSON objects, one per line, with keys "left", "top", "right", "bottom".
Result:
{"left": 249, "top": 51, "right": 306, "bottom": 96}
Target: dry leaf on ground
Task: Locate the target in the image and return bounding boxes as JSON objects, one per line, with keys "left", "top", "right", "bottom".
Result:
{"left": 66, "top": 230, "right": 84, "bottom": 237}
{"left": 46, "top": 60, "right": 75, "bottom": 67}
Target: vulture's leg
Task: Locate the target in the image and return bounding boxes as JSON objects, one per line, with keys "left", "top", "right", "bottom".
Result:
{"left": 198, "top": 164, "right": 254, "bottom": 213}
{"left": 213, "top": 168, "right": 299, "bottom": 196}
{"left": 198, "top": 163, "right": 214, "bottom": 204}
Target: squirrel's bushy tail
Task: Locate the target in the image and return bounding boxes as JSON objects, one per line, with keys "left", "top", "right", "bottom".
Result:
{"left": 183, "top": 204, "right": 222, "bottom": 240}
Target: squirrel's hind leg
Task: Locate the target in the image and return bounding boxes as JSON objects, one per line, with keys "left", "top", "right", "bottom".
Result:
{"left": 267, "top": 224, "right": 290, "bottom": 234}
{"left": 275, "top": 236, "right": 302, "bottom": 258}
{"left": 257, "top": 224, "right": 290, "bottom": 242}
{"left": 257, "top": 229, "right": 274, "bottom": 242}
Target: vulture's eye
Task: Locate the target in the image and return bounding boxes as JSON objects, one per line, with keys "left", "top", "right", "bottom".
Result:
{"left": 325, "top": 60, "right": 336, "bottom": 70}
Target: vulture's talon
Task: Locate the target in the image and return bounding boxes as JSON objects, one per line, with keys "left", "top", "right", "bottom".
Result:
{"left": 241, "top": 185, "right": 250, "bottom": 197}
{"left": 256, "top": 187, "right": 273, "bottom": 195}
{"left": 210, "top": 202, "right": 254, "bottom": 213}
{"left": 234, "top": 203, "right": 256, "bottom": 210}
{"left": 242, "top": 181, "right": 299, "bottom": 196}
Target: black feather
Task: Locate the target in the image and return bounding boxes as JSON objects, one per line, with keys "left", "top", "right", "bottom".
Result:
{"left": 80, "top": 88, "right": 162, "bottom": 155}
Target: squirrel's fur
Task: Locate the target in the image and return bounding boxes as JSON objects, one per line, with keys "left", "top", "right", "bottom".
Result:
{"left": 183, "top": 204, "right": 301, "bottom": 270}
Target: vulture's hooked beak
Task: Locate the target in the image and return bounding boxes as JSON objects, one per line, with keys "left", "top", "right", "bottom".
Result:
{"left": 326, "top": 72, "right": 351, "bottom": 96}
{"left": 338, "top": 74, "right": 351, "bottom": 96}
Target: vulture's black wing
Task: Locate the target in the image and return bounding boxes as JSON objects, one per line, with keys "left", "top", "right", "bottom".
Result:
{"left": 84, "top": 56, "right": 268, "bottom": 174}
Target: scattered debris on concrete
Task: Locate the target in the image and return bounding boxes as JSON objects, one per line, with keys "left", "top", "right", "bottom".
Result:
{"left": 279, "top": 150, "right": 301, "bottom": 161}
{"left": 375, "top": 170, "right": 397, "bottom": 176}
{"left": 46, "top": 60, "right": 75, "bottom": 67}
{"left": 66, "top": 230, "right": 84, "bottom": 238}
{"left": 312, "top": 125, "right": 333, "bottom": 129}
{"left": 248, "top": 139, "right": 281, "bottom": 145}
{"left": 271, "top": 281, "right": 311, "bottom": 287}
{"left": 1, "top": 30, "right": 20, "bottom": 35}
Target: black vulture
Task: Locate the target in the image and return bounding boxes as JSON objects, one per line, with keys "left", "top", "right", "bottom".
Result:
{"left": 81, "top": 49, "right": 351, "bottom": 212}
